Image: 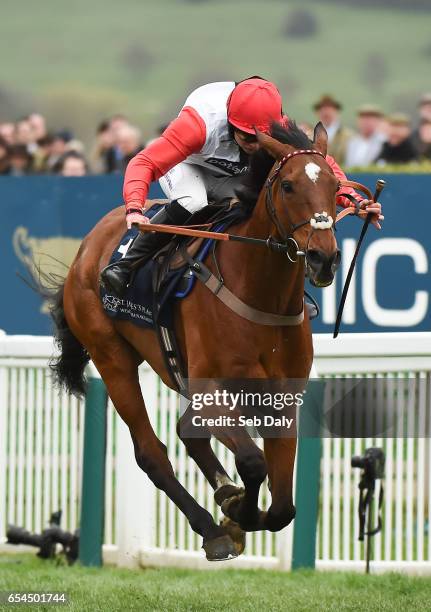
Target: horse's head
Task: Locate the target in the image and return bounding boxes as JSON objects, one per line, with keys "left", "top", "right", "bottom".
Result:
{"left": 255, "top": 121, "right": 340, "bottom": 288}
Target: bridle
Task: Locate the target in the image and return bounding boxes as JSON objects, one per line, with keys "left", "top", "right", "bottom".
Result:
{"left": 265, "top": 149, "right": 329, "bottom": 262}
{"left": 264, "top": 148, "right": 373, "bottom": 263}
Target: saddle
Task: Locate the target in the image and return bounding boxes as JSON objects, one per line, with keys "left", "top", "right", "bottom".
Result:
{"left": 147, "top": 198, "right": 245, "bottom": 271}
{"left": 100, "top": 200, "right": 249, "bottom": 330}
{"left": 149, "top": 201, "right": 251, "bottom": 332}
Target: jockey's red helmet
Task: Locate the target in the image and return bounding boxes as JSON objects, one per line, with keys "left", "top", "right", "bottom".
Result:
{"left": 227, "top": 78, "right": 283, "bottom": 135}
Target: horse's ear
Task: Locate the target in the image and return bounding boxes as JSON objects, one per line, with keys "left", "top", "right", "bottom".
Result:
{"left": 255, "top": 128, "right": 289, "bottom": 160}
{"left": 313, "top": 122, "right": 328, "bottom": 156}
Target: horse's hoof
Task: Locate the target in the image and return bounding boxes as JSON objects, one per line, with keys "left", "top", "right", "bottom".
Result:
{"left": 220, "top": 491, "right": 243, "bottom": 520}
{"left": 203, "top": 534, "right": 238, "bottom": 562}
{"left": 219, "top": 517, "right": 246, "bottom": 556}
{"left": 222, "top": 494, "right": 267, "bottom": 532}
{"left": 214, "top": 484, "right": 244, "bottom": 506}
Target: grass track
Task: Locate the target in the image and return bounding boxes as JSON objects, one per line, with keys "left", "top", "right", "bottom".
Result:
{"left": 1, "top": 554, "right": 431, "bottom": 612}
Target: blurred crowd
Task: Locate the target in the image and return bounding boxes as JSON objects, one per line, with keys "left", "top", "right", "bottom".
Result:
{"left": 302, "top": 92, "right": 431, "bottom": 167}
{"left": 1, "top": 92, "right": 431, "bottom": 178}
{"left": 0, "top": 113, "right": 147, "bottom": 178}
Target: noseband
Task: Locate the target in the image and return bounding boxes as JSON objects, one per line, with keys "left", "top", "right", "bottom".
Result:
{"left": 265, "top": 149, "right": 334, "bottom": 262}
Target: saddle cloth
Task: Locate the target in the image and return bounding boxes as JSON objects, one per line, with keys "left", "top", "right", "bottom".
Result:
{"left": 100, "top": 203, "right": 247, "bottom": 329}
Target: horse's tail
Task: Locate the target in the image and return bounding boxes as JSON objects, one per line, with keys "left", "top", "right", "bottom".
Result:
{"left": 48, "top": 282, "right": 90, "bottom": 397}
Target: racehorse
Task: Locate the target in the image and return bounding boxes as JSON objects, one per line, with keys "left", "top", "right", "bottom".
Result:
{"left": 47, "top": 121, "right": 341, "bottom": 561}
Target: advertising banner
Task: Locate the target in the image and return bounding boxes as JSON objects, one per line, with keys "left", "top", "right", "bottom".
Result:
{"left": 0, "top": 174, "right": 429, "bottom": 334}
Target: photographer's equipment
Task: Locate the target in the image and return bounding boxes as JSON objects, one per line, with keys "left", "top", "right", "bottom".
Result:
{"left": 351, "top": 447, "right": 385, "bottom": 574}
{"left": 6, "top": 510, "right": 79, "bottom": 565}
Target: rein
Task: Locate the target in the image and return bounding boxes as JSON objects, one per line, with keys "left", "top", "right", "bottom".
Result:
{"left": 138, "top": 149, "right": 374, "bottom": 253}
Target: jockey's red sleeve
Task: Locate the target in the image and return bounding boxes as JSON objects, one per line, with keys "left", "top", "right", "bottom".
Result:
{"left": 123, "top": 106, "right": 207, "bottom": 208}
{"left": 326, "top": 155, "right": 363, "bottom": 208}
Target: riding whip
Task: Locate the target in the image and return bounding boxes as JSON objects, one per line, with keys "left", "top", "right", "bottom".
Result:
{"left": 333, "top": 179, "right": 386, "bottom": 338}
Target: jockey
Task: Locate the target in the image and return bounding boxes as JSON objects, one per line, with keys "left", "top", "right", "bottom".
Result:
{"left": 101, "top": 77, "right": 383, "bottom": 296}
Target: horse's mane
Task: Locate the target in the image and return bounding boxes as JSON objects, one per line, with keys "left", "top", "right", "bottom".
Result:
{"left": 236, "top": 120, "right": 313, "bottom": 207}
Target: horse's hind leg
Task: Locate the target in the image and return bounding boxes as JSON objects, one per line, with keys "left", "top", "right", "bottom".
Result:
{"left": 85, "top": 336, "right": 238, "bottom": 560}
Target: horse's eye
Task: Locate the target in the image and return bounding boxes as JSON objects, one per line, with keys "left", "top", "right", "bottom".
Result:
{"left": 281, "top": 180, "right": 293, "bottom": 193}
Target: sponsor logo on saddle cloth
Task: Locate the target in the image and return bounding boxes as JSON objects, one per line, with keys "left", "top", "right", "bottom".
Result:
{"left": 102, "top": 294, "right": 153, "bottom": 324}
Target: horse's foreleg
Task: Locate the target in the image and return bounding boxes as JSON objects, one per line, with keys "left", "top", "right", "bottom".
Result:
{"left": 177, "top": 404, "right": 240, "bottom": 498}
{"left": 178, "top": 413, "right": 267, "bottom": 526}
{"left": 90, "top": 343, "right": 237, "bottom": 560}
{"left": 178, "top": 396, "right": 267, "bottom": 530}
{"left": 177, "top": 404, "right": 248, "bottom": 554}
{"left": 218, "top": 430, "right": 268, "bottom": 531}
{"left": 262, "top": 437, "right": 297, "bottom": 532}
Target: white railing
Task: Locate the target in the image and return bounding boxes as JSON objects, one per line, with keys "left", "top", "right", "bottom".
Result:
{"left": 0, "top": 335, "right": 86, "bottom": 547}
{"left": 314, "top": 333, "right": 431, "bottom": 574}
{"left": 0, "top": 332, "right": 430, "bottom": 573}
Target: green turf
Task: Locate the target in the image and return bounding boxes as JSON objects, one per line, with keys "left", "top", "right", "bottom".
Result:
{"left": 0, "top": 0, "right": 428, "bottom": 142}
{"left": 0, "top": 554, "right": 430, "bottom": 612}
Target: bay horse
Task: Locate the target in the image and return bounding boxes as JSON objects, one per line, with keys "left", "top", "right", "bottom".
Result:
{"left": 48, "top": 121, "right": 340, "bottom": 561}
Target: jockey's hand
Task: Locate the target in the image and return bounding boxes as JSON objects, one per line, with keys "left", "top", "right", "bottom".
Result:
{"left": 126, "top": 210, "right": 150, "bottom": 230}
{"left": 358, "top": 199, "right": 384, "bottom": 230}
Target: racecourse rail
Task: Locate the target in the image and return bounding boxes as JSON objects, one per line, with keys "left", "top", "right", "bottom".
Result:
{"left": 0, "top": 331, "right": 430, "bottom": 574}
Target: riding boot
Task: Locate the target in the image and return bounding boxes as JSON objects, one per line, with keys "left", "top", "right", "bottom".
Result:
{"left": 100, "top": 200, "right": 191, "bottom": 296}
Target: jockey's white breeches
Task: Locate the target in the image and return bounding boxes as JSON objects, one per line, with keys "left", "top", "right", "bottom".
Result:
{"left": 159, "top": 161, "right": 243, "bottom": 213}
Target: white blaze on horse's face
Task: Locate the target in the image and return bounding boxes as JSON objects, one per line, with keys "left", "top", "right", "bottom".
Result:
{"left": 305, "top": 162, "right": 321, "bottom": 184}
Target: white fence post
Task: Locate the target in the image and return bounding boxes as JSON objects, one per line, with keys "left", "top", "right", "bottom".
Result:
{"left": 0, "top": 363, "right": 7, "bottom": 542}
{"left": 115, "top": 366, "right": 158, "bottom": 568}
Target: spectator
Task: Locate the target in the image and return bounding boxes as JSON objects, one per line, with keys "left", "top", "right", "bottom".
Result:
{"left": 90, "top": 120, "right": 115, "bottom": 173}
{"left": 28, "top": 113, "right": 47, "bottom": 141}
{"left": 375, "top": 113, "right": 418, "bottom": 165}
{"left": 7, "top": 145, "right": 33, "bottom": 176}
{"left": 417, "top": 93, "right": 431, "bottom": 122}
{"left": 412, "top": 93, "right": 431, "bottom": 150}
{"left": 312, "top": 94, "right": 352, "bottom": 164}
{"left": 45, "top": 130, "right": 73, "bottom": 172}
{"left": 15, "top": 118, "right": 37, "bottom": 153}
{"left": 56, "top": 151, "right": 88, "bottom": 176}
{"left": 0, "top": 122, "right": 15, "bottom": 145}
{"left": 110, "top": 114, "right": 129, "bottom": 134}
{"left": 105, "top": 114, "right": 131, "bottom": 172}
{"left": 345, "top": 105, "right": 386, "bottom": 168}
{"left": 116, "top": 125, "right": 143, "bottom": 170}
{"left": 417, "top": 119, "right": 431, "bottom": 161}
{"left": 0, "top": 135, "right": 11, "bottom": 174}
{"left": 32, "top": 134, "right": 55, "bottom": 173}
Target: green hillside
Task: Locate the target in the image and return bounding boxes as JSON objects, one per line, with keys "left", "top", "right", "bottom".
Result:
{"left": 0, "top": 0, "right": 428, "bottom": 142}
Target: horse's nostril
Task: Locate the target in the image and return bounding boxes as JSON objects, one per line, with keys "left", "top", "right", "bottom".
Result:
{"left": 307, "top": 250, "right": 323, "bottom": 267}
